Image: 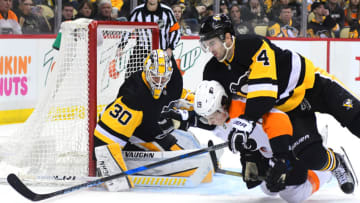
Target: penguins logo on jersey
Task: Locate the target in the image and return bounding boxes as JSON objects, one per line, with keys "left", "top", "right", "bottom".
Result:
{"left": 300, "top": 98, "right": 312, "bottom": 111}
{"left": 343, "top": 98, "right": 353, "bottom": 110}
{"left": 229, "top": 71, "right": 250, "bottom": 97}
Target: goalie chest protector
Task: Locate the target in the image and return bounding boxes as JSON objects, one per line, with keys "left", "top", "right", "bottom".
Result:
{"left": 116, "top": 67, "right": 183, "bottom": 142}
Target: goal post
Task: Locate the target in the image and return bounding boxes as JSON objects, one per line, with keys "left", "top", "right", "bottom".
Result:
{"left": 0, "top": 19, "right": 159, "bottom": 184}
{"left": 87, "top": 20, "right": 159, "bottom": 176}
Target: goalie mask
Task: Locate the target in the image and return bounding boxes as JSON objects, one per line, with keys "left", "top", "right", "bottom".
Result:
{"left": 194, "top": 80, "right": 228, "bottom": 118}
{"left": 144, "top": 49, "right": 173, "bottom": 99}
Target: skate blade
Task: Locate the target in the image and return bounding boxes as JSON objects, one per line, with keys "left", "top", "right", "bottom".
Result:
{"left": 340, "top": 146, "right": 359, "bottom": 187}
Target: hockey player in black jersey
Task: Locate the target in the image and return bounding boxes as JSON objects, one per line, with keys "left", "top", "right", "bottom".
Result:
{"left": 93, "top": 49, "right": 192, "bottom": 191}
{"left": 198, "top": 14, "right": 357, "bottom": 194}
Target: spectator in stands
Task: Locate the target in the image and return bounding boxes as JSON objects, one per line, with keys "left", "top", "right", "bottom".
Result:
{"left": 307, "top": 1, "right": 339, "bottom": 38}
{"left": 62, "top": 2, "right": 75, "bottom": 21}
{"left": 268, "top": 0, "right": 301, "bottom": 23}
{"left": 172, "top": 3, "right": 192, "bottom": 36}
{"left": 202, "top": 4, "right": 215, "bottom": 22}
{"left": 110, "top": 0, "right": 124, "bottom": 16}
{"left": 118, "top": 0, "right": 130, "bottom": 20}
{"left": 230, "top": 0, "right": 241, "bottom": 5}
{"left": 182, "top": 0, "right": 200, "bottom": 21}
{"left": 75, "top": 0, "right": 94, "bottom": 19}
{"left": 196, "top": 3, "right": 208, "bottom": 23}
{"left": 230, "top": 4, "right": 254, "bottom": 34}
{"left": 268, "top": 0, "right": 287, "bottom": 21}
{"left": 201, "top": 0, "right": 213, "bottom": 7}
{"left": 247, "top": 0, "right": 269, "bottom": 26}
{"left": 267, "top": 5, "right": 300, "bottom": 37}
{"left": 49, "top": 1, "right": 74, "bottom": 32}
{"left": 179, "top": 0, "right": 201, "bottom": 33}
{"left": 17, "top": 0, "right": 51, "bottom": 34}
{"left": 0, "top": 0, "right": 22, "bottom": 34}
{"left": 220, "top": 0, "right": 229, "bottom": 15}
{"left": 326, "top": 0, "right": 345, "bottom": 35}
{"left": 344, "top": 0, "right": 360, "bottom": 31}
{"left": 94, "top": 0, "right": 115, "bottom": 20}
{"left": 178, "top": 0, "right": 186, "bottom": 10}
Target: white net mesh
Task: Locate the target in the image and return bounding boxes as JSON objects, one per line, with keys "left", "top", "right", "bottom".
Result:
{"left": 0, "top": 19, "right": 157, "bottom": 184}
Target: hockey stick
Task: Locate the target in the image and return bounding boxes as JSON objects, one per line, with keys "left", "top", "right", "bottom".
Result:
{"left": 7, "top": 142, "right": 228, "bottom": 201}
{"left": 208, "top": 140, "right": 267, "bottom": 181}
{"left": 208, "top": 140, "right": 243, "bottom": 177}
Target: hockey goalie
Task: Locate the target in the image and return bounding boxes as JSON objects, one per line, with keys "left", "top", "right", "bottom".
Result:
{"left": 93, "top": 49, "right": 214, "bottom": 191}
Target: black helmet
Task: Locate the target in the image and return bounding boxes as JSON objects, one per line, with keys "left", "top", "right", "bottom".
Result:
{"left": 199, "top": 14, "right": 234, "bottom": 42}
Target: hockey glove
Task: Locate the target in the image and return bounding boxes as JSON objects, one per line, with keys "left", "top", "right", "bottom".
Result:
{"left": 228, "top": 117, "right": 256, "bottom": 153}
{"left": 158, "top": 101, "right": 194, "bottom": 134}
{"left": 265, "top": 157, "right": 291, "bottom": 192}
{"left": 240, "top": 150, "right": 269, "bottom": 189}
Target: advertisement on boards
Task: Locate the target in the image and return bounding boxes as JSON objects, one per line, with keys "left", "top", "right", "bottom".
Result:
{"left": 0, "top": 39, "right": 48, "bottom": 111}
{"left": 173, "top": 38, "right": 212, "bottom": 90}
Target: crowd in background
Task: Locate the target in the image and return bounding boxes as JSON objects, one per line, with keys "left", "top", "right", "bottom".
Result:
{"left": 0, "top": 0, "right": 359, "bottom": 38}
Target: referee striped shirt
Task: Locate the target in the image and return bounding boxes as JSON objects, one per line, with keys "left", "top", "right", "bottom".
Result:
{"left": 129, "top": 3, "right": 181, "bottom": 50}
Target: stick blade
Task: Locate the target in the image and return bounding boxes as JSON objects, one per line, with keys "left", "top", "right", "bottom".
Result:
{"left": 7, "top": 173, "right": 46, "bottom": 201}
{"left": 208, "top": 140, "right": 220, "bottom": 172}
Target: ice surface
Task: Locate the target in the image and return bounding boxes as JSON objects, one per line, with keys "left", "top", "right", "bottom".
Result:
{"left": 0, "top": 113, "right": 359, "bottom": 203}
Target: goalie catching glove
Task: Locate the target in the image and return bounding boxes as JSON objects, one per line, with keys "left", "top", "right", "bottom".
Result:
{"left": 227, "top": 116, "right": 256, "bottom": 153}
{"left": 158, "top": 100, "right": 195, "bottom": 134}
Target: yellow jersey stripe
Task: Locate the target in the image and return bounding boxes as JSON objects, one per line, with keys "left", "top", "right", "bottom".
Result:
{"left": 249, "top": 40, "right": 277, "bottom": 81}
{"left": 276, "top": 57, "right": 315, "bottom": 112}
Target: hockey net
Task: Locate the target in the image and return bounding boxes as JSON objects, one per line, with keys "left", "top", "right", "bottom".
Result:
{"left": 0, "top": 19, "right": 159, "bottom": 184}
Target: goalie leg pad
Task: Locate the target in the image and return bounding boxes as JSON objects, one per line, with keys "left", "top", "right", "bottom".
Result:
{"left": 171, "top": 130, "right": 201, "bottom": 149}
{"left": 95, "top": 143, "right": 134, "bottom": 192}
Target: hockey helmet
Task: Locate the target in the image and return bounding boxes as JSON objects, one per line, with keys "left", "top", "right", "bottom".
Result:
{"left": 194, "top": 80, "right": 228, "bottom": 118}
{"left": 144, "top": 49, "right": 173, "bottom": 99}
{"left": 199, "top": 14, "right": 234, "bottom": 42}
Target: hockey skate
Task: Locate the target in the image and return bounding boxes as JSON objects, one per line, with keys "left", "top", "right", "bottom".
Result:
{"left": 331, "top": 147, "right": 358, "bottom": 194}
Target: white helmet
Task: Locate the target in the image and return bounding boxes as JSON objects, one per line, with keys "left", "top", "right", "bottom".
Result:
{"left": 144, "top": 49, "right": 173, "bottom": 99}
{"left": 194, "top": 80, "right": 228, "bottom": 117}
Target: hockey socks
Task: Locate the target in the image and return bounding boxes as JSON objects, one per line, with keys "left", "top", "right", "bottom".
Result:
{"left": 319, "top": 148, "right": 356, "bottom": 194}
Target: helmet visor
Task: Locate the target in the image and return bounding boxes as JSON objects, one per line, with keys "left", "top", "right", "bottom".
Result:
{"left": 199, "top": 37, "right": 223, "bottom": 53}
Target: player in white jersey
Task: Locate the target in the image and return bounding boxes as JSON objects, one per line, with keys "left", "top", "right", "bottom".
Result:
{"left": 192, "top": 80, "right": 333, "bottom": 203}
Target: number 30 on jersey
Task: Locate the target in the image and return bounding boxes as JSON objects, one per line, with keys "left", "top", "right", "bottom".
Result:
{"left": 109, "top": 104, "right": 132, "bottom": 125}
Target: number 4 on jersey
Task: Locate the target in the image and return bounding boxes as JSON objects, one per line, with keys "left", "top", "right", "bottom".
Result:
{"left": 257, "top": 50, "right": 270, "bottom": 66}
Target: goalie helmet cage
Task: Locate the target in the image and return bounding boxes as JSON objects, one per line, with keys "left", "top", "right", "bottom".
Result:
{"left": 0, "top": 19, "right": 159, "bottom": 184}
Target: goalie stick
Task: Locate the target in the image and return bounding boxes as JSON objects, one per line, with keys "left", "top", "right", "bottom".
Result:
{"left": 7, "top": 142, "right": 228, "bottom": 201}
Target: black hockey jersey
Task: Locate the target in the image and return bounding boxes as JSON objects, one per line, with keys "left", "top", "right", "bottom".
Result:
{"left": 94, "top": 67, "right": 183, "bottom": 147}
{"left": 203, "top": 34, "right": 316, "bottom": 121}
